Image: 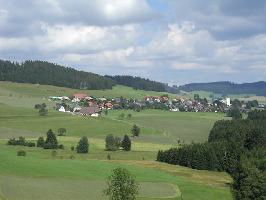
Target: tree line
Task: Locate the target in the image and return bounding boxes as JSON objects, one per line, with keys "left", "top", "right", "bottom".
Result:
{"left": 106, "top": 75, "right": 179, "bottom": 93}
{"left": 0, "top": 59, "right": 180, "bottom": 93}
{"left": 157, "top": 110, "right": 266, "bottom": 200}
{"left": 179, "top": 81, "right": 266, "bottom": 96}
{"left": 0, "top": 59, "right": 115, "bottom": 90}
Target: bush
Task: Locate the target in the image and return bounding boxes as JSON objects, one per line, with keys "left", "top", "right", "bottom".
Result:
{"left": 17, "top": 150, "right": 26, "bottom": 156}
{"left": 57, "top": 128, "right": 66, "bottom": 136}
{"left": 105, "top": 134, "right": 117, "bottom": 151}
{"left": 58, "top": 144, "right": 64, "bottom": 149}
{"left": 77, "top": 136, "right": 89, "bottom": 153}
{"left": 26, "top": 142, "right": 36, "bottom": 147}
{"left": 7, "top": 138, "right": 17, "bottom": 145}
{"left": 37, "top": 137, "right": 45, "bottom": 147}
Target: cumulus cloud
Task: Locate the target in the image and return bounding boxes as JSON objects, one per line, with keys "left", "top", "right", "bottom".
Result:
{"left": 0, "top": 0, "right": 265, "bottom": 84}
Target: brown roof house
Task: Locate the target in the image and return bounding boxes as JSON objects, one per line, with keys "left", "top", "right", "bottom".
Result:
{"left": 79, "top": 106, "right": 101, "bottom": 117}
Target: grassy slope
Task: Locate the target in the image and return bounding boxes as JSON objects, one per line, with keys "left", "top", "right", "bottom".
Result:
{"left": 0, "top": 144, "right": 232, "bottom": 200}
{"left": 0, "top": 81, "right": 176, "bottom": 101}
{"left": 0, "top": 81, "right": 232, "bottom": 200}
{"left": 107, "top": 110, "right": 226, "bottom": 143}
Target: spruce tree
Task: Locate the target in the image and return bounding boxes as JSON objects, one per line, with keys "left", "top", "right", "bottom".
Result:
{"left": 121, "top": 135, "right": 131, "bottom": 151}
{"left": 77, "top": 136, "right": 89, "bottom": 153}
{"left": 44, "top": 129, "right": 58, "bottom": 149}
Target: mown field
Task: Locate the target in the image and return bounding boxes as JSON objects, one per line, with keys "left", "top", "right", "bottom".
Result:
{"left": 0, "top": 81, "right": 233, "bottom": 200}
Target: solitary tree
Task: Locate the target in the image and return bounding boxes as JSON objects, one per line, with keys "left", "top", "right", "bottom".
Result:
{"left": 105, "top": 134, "right": 117, "bottom": 151}
{"left": 77, "top": 136, "right": 89, "bottom": 153}
{"left": 131, "top": 124, "right": 140, "bottom": 137}
{"left": 121, "top": 135, "right": 131, "bottom": 151}
{"left": 103, "top": 168, "right": 139, "bottom": 200}
{"left": 39, "top": 106, "right": 48, "bottom": 116}
{"left": 44, "top": 129, "right": 58, "bottom": 149}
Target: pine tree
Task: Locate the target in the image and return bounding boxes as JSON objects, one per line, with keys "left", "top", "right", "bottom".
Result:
{"left": 44, "top": 129, "right": 58, "bottom": 149}
{"left": 121, "top": 135, "right": 131, "bottom": 151}
{"left": 77, "top": 136, "right": 89, "bottom": 153}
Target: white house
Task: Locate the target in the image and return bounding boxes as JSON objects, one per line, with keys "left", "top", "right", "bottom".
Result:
{"left": 226, "top": 98, "right": 231, "bottom": 107}
{"left": 59, "top": 106, "right": 66, "bottom": 112}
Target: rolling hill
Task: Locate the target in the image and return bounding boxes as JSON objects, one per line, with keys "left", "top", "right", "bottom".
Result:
{"left": 179, "top": 81, "right": 266, "bottom": 96}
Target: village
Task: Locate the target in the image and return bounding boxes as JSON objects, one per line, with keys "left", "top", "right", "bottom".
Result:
{"left": 50, "top": 93, "right": 265, "bottom": 117}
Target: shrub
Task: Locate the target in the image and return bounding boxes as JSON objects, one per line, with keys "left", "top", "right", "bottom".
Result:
{"left": 57, "top": 128, "right": 66, "bottom": 136}
{"left": 26, "top": 142, "right": 35, "bottom": 147}
{"left": 105, "top": 134, "right": 117, "bottom": 151}
{"left": 77, "top": 136, "right": 89, "bottom": 153}
{"left": 58, "top": 144, "right": 64, "bottom": 149}
{"left": 37, "top": 137, "right": 45, "bottom": 147}
{"left": 17, "top": 150, "right": 26, "bottom": 156}
{"left": 7, "top": 138, "right": 16, "bottom": 145}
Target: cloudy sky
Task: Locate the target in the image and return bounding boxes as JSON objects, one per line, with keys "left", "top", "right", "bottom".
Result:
{"left": 0, "top": 0, "right": 266, "bottom": 85}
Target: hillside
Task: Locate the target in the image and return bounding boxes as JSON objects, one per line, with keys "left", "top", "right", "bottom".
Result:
{"left": 0, "top": 60, "right": 115, "bottom": 90}
{"left": 0, "top": 81, "right": 232, "bottom": 200}
{"left": 0, "top": 60, "right": 178, "bottom": 94}
{"left": 179, "top": 81, "right": 266, "bottom": 96}
{"left": 106, "top": 75, "right": 179, "bottom": 94}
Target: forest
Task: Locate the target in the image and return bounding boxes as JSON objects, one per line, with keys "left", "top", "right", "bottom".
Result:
{"left": 179, "top": 81, "right": 266, "bottom": 96}
{"left": 106, "top": 75, "right": 179, "bottom": 93}
{"left": 0, "top": 60, "right": 177, "bottom": 93}
{"left": 157, "top": 110, "right": 266, "bottom": 200}
{"left": 0, "top": 60, "right": 115, "bottom": 90}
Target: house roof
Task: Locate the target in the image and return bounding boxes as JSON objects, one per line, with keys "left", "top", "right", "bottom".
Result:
{"left": 73, "top": 93, "right": 88, "bottom": 99}
{"left": 79, "top": 106, "right": 100, "bottom": 115}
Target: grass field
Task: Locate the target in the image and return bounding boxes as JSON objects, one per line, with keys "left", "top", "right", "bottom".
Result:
{"left": 0, "top": 81, "right": 233, "bottom": 200}
{"left": 0, "top": 143, "right": 232, "bottom": 200}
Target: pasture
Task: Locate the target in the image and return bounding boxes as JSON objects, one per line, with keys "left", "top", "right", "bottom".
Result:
{"left": 0, "top": 143, "right": 232, "bottom": 200}
{"left": 0, "top": 81, "right": 233, "bottom": 200}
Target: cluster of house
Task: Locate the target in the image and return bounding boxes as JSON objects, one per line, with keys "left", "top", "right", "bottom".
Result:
{"left": 50, "top": 93, "right": 265, "bottom": 117}
{"left": 50, "top": 93, "right": 114, "bottom": 117}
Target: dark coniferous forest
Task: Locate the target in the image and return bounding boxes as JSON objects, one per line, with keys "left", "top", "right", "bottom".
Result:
{"left": 106, "top": 75, "right": 170, "bottom": 92}
{"left": 179, "top": 81, "right": 266, "bottom": 96}
{"left": 0, "top": 60, "right": 115, "bottom": 90}
{"left": 0, "top": 59, "right": 178, "bottom": 92}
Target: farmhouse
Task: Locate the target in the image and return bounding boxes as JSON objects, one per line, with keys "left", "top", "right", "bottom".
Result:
{"left": 72, "top": 93, "right": 89, "bottom": 102}
{"left": 79, "top": 106, "right": 101, "bottom": 117}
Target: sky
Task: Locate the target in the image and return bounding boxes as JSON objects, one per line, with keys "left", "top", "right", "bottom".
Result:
{"left": 0, "top": 0, "right": 266, "bottom": 85}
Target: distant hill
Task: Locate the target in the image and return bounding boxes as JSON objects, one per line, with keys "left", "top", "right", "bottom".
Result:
{"left": 106, "top": 75, "right": 179, "bottom": 94}
{"left": 179, "top": 81, "right": 266, "bottom": 96}
{"left": 0, "top": 60, "right": 179, "bottom": 93}
{"left": 0, "top": 60, "right": 116, "bottom": 90}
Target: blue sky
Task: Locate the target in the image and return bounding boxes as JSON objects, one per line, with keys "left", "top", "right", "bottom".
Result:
{"left": 0, "top": 0, "right": 265, "bottom": 85}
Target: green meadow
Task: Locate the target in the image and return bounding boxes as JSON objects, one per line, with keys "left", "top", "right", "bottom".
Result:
{"left": 0, "top": 81, "right": 233, "bottom": 200}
